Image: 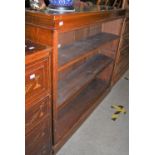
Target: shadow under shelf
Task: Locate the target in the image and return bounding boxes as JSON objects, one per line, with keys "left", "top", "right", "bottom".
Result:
{"left": 58, "top": 54, "right": 113, "bottom": 109}
{"left": 58, "top": 32, "right": 119, "bottom": 72}
{"left": 56, "top": 78, "right": 109, "bottom": 142}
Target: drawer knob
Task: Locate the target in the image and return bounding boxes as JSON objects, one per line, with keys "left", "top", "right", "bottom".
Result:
{"left": 30, "top": 74, "right": 35, "bottom": 80}
{"left": 59, "top": 21, "right": 64, "bottom": 26}
{"left": 28, "top": 46, "right": 35, "bottom": 50}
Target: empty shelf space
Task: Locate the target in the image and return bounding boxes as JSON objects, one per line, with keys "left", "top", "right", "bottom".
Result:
{"left": 58, "top": 54, "right": 113, "bottom": 106}
{"left": 56, "top": 78, "right": 108, "bottom": 141}
{"left": 58, "top": 32, "right": 119, "bottom": 71}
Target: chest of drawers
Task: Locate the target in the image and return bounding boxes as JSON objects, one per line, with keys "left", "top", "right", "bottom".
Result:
{"left": 25, "top": 40, "right": 52, "bottom": 155}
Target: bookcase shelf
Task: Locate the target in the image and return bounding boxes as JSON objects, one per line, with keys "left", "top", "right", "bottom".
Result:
{"left": 56, "top": 78, "right": 108, "bottom": 141}
{"left": 58, "top": 54, "right": 113, "bottom": 107}
{"left": 58, "top": 32, "right": 119, "bottom": 72}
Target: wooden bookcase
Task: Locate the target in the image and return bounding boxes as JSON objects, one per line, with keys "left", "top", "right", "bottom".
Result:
{"left": 25, "top": 5, "right": 126, "bottom": 154}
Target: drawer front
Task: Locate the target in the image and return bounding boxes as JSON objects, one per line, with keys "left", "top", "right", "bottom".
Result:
{"left": 26, "top": 97, "right": 50, "bottom": 133}
{"left": 26, "top": 117, "right": 51, "bottom": 155}
{"left": 26, "top": 58, "right": 50, "bottom": 103}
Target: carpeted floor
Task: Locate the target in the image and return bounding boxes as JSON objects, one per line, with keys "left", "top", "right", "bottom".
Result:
{"left": 57, "top": 71, "right": 129, "bottom": 155}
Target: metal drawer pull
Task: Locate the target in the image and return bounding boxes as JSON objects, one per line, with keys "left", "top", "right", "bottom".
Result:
{"left": 30, "top": 74, "right": 35, "bottom": 80}
{"left": 59, "top": 21, "right": 64, "bottom": 26}
{"left": 29, "top": 46, "right": 35, "bottom": 50}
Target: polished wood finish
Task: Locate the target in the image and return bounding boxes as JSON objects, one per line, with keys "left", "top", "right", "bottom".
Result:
{"left": 26, "top": 9, "right": 125, "bottom": 27}
{"left": 26, "top": 24, "right": 53, "bottom": 46}
{"left": 25, "top": 6, "right": 127, "bottom": 154}
{"left": 25, "top": 40, "right": 52, "bottom": 155}
{"left": 25, "top": 57, "right": 50, "bottom": 104}
{"left": 26, "top": 116, "right": 51, "bottom": 155}
{"left": 26, "top": 96, "right": 50, "bottom": 133}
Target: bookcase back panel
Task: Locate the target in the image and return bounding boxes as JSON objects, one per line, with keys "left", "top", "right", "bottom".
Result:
{"left": 99, "top": 39, "right": 119, "bottom": 59}
{"left": 97, "top": 62, "right": 114, "bottom": 83}
{"left": 59, "top": 23, "right": 102, "bottom": 47}
{"left": 102, "top": 18, "right": 123, "bottom": 35}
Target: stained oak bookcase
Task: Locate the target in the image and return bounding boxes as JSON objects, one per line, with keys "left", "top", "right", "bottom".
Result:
{"left": 26, "top": 6, "right": 126, "bottom": 154}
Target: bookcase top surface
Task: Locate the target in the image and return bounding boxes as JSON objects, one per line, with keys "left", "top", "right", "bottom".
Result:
{"left": 26, "top": 5, "right": 125, "bottom": 31}
{"left": 26, "top": 5, "right": 125, "bottom": 17}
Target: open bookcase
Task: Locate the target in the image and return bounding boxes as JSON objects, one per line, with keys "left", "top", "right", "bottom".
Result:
{"left": 54, "top": 20, "right": 123, "bottom": 145}
{"left": 25, "top": 7, "right": 126, "bottom": 154}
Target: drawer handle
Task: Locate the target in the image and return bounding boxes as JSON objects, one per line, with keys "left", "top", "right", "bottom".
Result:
{"left": 26, "top": 74, "right": 41, "bottom": 94}
{"left": 59, "top": 21, "right": 64, "bottom": 26}
{"left": 30, "top": 74, "right": 35, "bottom": 80}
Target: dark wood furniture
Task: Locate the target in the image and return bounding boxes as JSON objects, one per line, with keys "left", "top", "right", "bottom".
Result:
{"left": 25, "top": 40, "right": 52, "bottom": 155}
{"left": 112, "top": 0, "right": 129, "bottom": 84}
{"left": 25, "top": 4, "right": 128, "bottom": 154}
{"left": 112, "top": 15, "right": 129, "bottom": 84}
